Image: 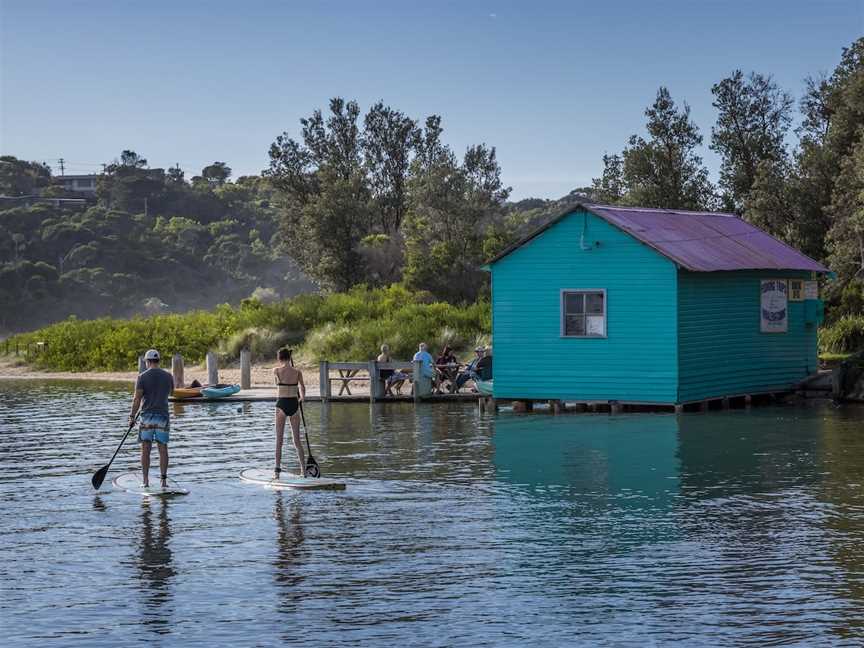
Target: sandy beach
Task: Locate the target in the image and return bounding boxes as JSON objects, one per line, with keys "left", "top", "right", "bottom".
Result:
{"left": 0, "top": 356, "right": 325, "bottom": 394}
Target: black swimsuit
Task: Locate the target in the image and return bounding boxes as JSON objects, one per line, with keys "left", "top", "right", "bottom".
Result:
{"left": 276, "top": 382, "right": 299, "bottom": 416}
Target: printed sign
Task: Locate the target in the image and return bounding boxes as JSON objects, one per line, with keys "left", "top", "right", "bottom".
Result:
{"left": 586, "top": 315, "right": 605, "bottom": 337}
{"left": 804, "top": 280, "right": 819, "bottom": 300}
{"left": 761, "top": 279, "right": 788, "bottom": 333}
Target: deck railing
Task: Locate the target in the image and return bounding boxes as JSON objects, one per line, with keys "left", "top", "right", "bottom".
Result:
{"left": 318, "top": 360, "right": 432, "bottom": 401}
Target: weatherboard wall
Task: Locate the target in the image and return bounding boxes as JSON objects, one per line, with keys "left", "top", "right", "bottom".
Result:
{"left": 490, "top": 209, "right": 678, "bottom": 403}
{"left": 677, "top": 269, "right": 819, "bottom": 403}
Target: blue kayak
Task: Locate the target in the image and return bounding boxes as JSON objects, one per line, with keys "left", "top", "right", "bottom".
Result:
{"left": 475, "top": 379, "right": 493, "bottom": 396}
{"left": 201, "top": 384, "right": 241, "bottom": 399}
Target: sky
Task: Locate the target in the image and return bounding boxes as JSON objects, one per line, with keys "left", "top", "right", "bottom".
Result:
{"left": 1, "top": 0, "right": 862, "bottom": 200}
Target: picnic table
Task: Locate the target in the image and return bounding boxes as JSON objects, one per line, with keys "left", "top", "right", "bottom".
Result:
{"left": 335, "top": 368, "right": 361, "bottom": 395}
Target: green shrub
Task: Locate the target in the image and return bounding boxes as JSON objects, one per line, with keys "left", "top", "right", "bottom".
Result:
{"left": 218, "top": 327, "right": 296, "bottom": 363}
{"left": 6, "top": 284, "right": 492, "bottom": 371}
{"left": 819, "top": 315, "right": 864, "bottom": 354}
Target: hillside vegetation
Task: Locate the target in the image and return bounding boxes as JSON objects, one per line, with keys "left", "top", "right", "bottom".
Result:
{"left": 6, "top": 285, "right": 490, "bottom": 371}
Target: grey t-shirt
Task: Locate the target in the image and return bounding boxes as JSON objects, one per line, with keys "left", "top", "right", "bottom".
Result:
{"left": 136, "top": 367, "right": 174, "bottom": 417}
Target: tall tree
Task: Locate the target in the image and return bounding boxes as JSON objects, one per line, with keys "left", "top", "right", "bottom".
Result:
{"left": 267, "top": 98, "right": 373, "bottom": 289}
{"left": 589, "top": 154, "right": 625, "bottom": 204}
{"left": 403, "top": 136, "right": 510, "bottom": 301}
{"left": 711, "top": 70, "right": 793, "bottom": 212}
{"left": 0, "top": 156, "right": 52, "bottom": 196}
{"left": 621, "top": 87, "right": 715, "bottom": 210}
{"left": 201, "top": 161, "right": 232, "bottom": 186}
{"left": 363, "top": 102, "right": 419, "bottom": 233}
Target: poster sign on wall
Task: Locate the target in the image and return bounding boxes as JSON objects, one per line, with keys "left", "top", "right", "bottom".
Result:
{"left": 761, "top": 279, "right": 788, "bottom": 333}
{"left": 804, "top": 280, "right": 819, "bottom": 300}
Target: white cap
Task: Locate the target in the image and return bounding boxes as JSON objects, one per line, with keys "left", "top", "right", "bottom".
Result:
{"left": 144, "top": 349, "right": 160, "bottom": 361}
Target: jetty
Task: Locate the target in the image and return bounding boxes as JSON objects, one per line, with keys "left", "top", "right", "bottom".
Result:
{"left": 165, "top": 355, "right": 483, "bottom": 404}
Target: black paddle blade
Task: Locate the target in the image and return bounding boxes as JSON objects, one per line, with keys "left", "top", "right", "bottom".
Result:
{"left": 305, "top": 457, "right": 321, "bottom": 478}
{"left": 91, "top": 464, "right": 110, "bottom": 490}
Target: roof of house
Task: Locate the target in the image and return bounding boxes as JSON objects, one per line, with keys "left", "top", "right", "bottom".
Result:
{"left": 487, "top": 203, "right": 830, "bottom": 273}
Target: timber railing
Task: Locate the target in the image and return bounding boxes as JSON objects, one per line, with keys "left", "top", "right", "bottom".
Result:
{"left": 318, "top": 360, "right": 432, "bottom": 402}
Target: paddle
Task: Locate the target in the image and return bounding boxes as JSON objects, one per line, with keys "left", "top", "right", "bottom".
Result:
{"left": 91, "top": 413, "right": 139, "bottom": 490}
{"left": 288, "top": 353, "right": 321, "bottom": 478}
{"left": 298, "top": 402, "right": 321, "bottom": 478}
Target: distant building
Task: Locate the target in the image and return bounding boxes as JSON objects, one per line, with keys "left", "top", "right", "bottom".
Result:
{"left": 484, "top": 203, "right": 829, "bottom": 406}
{"left": 0, "top": 195, "right": 88, "bottom": 209}
{"left": 55, "top": 174, "right": 98, "bottom": 195}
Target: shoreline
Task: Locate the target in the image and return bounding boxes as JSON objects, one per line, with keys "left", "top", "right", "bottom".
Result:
{"left": 0, "top": 357, "right": 324, "bottom": 392}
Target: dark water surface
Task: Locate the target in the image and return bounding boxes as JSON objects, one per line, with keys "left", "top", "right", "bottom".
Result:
{"left": 3, "top": 380, "right": 864, "bottom": 646}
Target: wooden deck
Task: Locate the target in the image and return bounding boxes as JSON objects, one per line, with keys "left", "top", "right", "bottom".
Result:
{"left": 170, "top": 388, "right": 480, "bottom": 404}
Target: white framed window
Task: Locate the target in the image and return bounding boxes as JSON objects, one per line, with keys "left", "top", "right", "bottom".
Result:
{"left": 561, "top": 289, "right": 606, "bottom": 338}
{"left": 789, "top": 279, "right": 804, "bottom": 301}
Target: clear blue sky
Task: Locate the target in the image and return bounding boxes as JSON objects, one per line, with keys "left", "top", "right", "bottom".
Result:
{"left": 1, "top": 0, "right": 861, "bottom": 200}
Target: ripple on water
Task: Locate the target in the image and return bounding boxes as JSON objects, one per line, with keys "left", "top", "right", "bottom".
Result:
{"left": 2, "top": 380, "right": 864, "bottom": 646}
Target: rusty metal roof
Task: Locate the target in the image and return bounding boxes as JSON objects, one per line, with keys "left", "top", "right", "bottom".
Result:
{"left": 488, "top": 203, "right": 830, "bottom": 273}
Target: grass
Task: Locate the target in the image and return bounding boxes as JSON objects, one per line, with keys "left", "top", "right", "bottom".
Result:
{"left": 5, "top": 285, "right": 491, "bottom": 372}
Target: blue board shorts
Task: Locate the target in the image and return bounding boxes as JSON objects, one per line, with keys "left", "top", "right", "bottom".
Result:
{"left": 139, "top": 412, "right": 170, "bottom": 445}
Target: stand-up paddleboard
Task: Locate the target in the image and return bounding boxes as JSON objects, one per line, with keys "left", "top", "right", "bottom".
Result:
{"left": 112, "top": 472, "right": 190, "bottom": 497}
{"left": 239, "top": 468, "right": 346, "bottom": 491}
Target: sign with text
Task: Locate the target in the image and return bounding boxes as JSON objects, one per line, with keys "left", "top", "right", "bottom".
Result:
{"left": 761, "top": 279, "right": 788, "bottom": 333}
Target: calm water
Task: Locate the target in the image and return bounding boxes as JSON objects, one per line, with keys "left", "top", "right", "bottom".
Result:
{"left": 2, "top": 381, "right": 864, "bottom": 646}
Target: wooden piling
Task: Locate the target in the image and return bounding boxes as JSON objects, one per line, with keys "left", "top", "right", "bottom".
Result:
{"left": 412, "top": 359, "right": 432, "bottom": 402}
{"left": 610, "top": 401, "right": 623, "bottom": 414}
{"left": 721, "top": 396, "right": 730, "bottom": 410}
{"left": 744, "top": 394, "right": 752, "bottom": 409}
{"left": 319, "top": 361, "right": 331, "bottom": 401}
{"left": 550, "top": 399, "right": 563, "bottom": 414}
{"left": 240, "top": 348, "right": 251, "bottom": 390}
{"left": 172, "top": 353, "right": 185, "bottom": 388}
{"left": 368, "top": 360, "right": 381, "bottom": 402}
{"left": 674, "top": 404, "right": 684, "bottom": 414}
{"left": 138, "top": 355, "right": 146, "bottom": 373}
{"left": 206, "top": 351, "right": 219, "bottom": 385}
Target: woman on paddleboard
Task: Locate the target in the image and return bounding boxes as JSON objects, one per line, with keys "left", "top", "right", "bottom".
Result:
{"left": 274, "top": 348, "right": 306, "bottom": 478}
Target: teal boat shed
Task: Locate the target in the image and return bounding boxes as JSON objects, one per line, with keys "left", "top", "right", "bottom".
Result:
{"left": 485, "top": 204, "right": 829, "bottom": 406}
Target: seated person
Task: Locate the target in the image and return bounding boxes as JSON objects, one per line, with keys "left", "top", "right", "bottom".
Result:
{"left": 476, "top": 348, "right": 492, "bottom": 381}
{"left": 453, "top": 346, "right": 486, "bottom": 392}
{"left": 434, "top": 345, "right": 458, "bottom": 393}
{"left": 377, "top": 344, "right": 396, "bottom": 396}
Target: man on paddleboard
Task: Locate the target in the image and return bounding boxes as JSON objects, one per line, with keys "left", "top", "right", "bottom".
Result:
{"left": 129, "top": 349, "right": 174, "bottom": 488}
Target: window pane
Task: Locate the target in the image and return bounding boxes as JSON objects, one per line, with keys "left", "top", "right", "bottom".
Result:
{"left": 586, "top": 315, "right": 605, "bottom": 336}
{"left": 564, "top": 293, "right": 584, "bottom": 314}
{"left": 586, "top": 292, "right": 604, "bottom": 314}
{"left": 565, "top": 315, "right": 585, "bottom": 336}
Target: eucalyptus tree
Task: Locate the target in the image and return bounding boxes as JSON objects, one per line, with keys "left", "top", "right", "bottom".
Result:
{"left": 710, "top": 70, "right": 793, "bottom": 213}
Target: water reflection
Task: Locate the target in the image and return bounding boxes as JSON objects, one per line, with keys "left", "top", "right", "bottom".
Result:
{"left": 134, "top": 498, "right": 175, "bottom": 634}
{"left": 493, "top": 414, "right": 680, "bottom": 502}
{"left": 273, "top": 493, "right": 305, "bottom": 612}
{"left": 6, "top": 377, "right": 864, "bottom": 646}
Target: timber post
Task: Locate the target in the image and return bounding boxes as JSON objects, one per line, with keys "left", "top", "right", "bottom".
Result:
{"left": 172, "top": 353, "right": 184, "bottom": 388}
{"left": 413, "top": 359, "right": 431, "bottom": 402}
{"left": 240, "top": 348, "right": 251, "bottom": 390}
{"left": 319, "top": 361, "right": 331, "bottom": 401}
{"left": 206, "top": 351, "right": 219, "bottom": 385}
{"left": 138, "top": 355, "right": 146, "bottom": 373}
{"left": 368, "top": 360, "right": 381, "bottom": 403}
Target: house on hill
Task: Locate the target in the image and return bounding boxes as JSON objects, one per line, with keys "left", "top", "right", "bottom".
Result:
{"left": 484, "top": 204, "right": 829, "bottom": 407}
